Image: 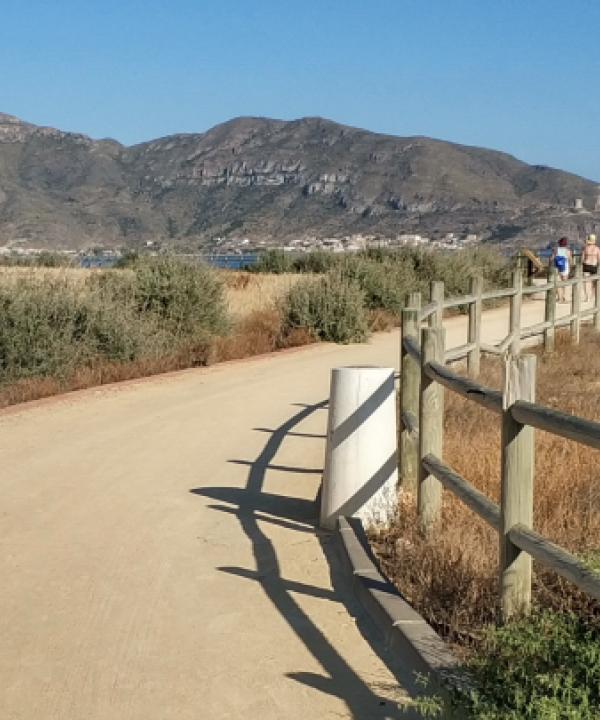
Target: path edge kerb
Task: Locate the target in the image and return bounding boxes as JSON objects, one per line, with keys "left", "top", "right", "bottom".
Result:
{"left": 335, "top": 516, "right": 464, "bottom": 691}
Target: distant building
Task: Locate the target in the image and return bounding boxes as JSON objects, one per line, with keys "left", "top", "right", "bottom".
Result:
{"left": 396, "top": 234, "right": 425, "bottom": 246}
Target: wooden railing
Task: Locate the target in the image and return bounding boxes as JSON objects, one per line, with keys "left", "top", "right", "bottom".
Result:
{"left": 399, "top": 264, "right": 600, "bottom": 621}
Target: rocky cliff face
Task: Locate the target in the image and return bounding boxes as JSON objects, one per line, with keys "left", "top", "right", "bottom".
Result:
{"left": 0, "top": 113, "right": 597, "bottom": 249}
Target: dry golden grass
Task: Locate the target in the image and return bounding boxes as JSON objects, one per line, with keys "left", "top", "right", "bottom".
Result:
{"left": 372, "top": 329, "right": 600, "bottom": 650}
{"left": 0, "top": 337, "right": 217, "bottom": 408}
{"left": 220, "top": 271, "right": 306, "bottom": 319}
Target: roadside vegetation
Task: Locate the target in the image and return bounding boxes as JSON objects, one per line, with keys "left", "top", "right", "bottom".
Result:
{"left": 0, "top": 258, "right": 228, "bottom": 405}
{"left": 253, "top": 246, "right": 509, "bottom": 314}
{"left": 370, "top": 330, "right": 600, "bottom": 718}
{"left": 0, "top": 248, "right": 509, "bottom": 408}
{"left": 0, "top": 250, "right": 76, "bottom": 268}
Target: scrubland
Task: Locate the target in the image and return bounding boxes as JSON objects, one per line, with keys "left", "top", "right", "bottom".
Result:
{"left": 0, "top": 248, "right": 509, "bottom": 407}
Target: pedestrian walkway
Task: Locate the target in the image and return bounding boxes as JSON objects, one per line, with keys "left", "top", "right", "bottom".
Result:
{"left": 0, "top": 293, "right": 578, "bottom": 719}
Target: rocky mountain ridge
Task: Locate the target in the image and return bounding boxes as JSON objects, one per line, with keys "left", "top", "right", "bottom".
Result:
{"left": 0, "top": 113, "right": 597, "bottom": 250}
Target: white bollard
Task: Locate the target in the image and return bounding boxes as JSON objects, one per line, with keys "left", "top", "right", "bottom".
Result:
{"left": 320, "top": 366, "right": 398, "bottom": 530}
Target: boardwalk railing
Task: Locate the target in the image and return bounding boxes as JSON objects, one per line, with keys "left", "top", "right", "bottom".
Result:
{"left": 399, "top": 264, "right": 600, "bottom": 621}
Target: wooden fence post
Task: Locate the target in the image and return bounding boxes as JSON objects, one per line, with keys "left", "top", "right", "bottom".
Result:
{"left": 500, "top": 354, "right": 536, "bottom": 621}
{"left": 400, "top": 308, "right": 420, "bottom": 493}
{"left": 429, "top": 281, "right": 444, "bottom": 329}
{"left": 418, "top": 327, "right": 445, "bottom": 534}
{"left": 571, "top": 263, "right": 582, "bottom": 344}
{"left": 544, "top": 267, "right": 557, "bottom": 352}
{"left": 509, "top": 270, "right": 522, "bottom": 356}
{"left": 595, "top": 275, "right": 600, "bottom": 333}
{"left": 517, "top": 252, "right": 530, "bottom": 285}
{"left": 467, "top": 276, "right": 483, "bottom": 377}
{"left": 406, "top": 291, "right": 422, "bottom": 311}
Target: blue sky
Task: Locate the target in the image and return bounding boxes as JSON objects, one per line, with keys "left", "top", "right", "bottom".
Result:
{"left": 1, "top": 0, "right": 598, "bottom": 180}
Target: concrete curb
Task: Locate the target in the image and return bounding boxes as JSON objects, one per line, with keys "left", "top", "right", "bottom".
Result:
{"left": 336, "top": 516, "right": 463, "bottom": 691}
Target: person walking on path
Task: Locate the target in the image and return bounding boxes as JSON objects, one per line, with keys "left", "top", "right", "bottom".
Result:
{"left": 551, "top": 237, "right": 572, "bottom": 303}
{"left": 582, "top": 233, "right": 600, "bottom": 301}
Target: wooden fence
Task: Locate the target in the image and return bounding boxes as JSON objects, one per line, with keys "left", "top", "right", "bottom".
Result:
{"left": 399, "top": 261, "right": 600, "bottom": 621}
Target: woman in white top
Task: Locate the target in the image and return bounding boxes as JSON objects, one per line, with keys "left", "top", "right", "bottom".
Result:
{"left": 551, "top": 237, "right": 572, "bottom": 303}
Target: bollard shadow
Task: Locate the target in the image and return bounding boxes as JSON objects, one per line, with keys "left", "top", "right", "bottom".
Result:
{"left": 329, "top": 373, "right": 395, "bottom": 450}
{"left": 227, "top": 458, "right": 323, "bottom": 475}
{"left": 190, "top": 385, "right": 424, "bottom": 718}
{"left": 324, "top": 452, "right": 397, "bottom": 520}
{"left": 253, "top": 427, "right": 327, "bottom": 440}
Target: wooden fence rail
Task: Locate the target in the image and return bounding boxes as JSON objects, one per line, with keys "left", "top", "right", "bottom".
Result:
{"left": 399, "top": 260, "right": 600, "bottom": 621}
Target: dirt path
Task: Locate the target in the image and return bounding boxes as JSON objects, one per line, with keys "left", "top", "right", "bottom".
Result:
{"left": 0, "top": 295, "right": 573, "bottom": 719}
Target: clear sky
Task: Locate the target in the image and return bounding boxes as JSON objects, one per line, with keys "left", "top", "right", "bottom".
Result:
{"left": 1, "top": 0, "right": 598, "bottom": 180}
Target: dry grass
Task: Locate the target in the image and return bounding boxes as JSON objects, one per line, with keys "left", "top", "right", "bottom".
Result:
{"left": 213, "top": 308, "right": 316, "bottom": 362}
{"left": 220, "top": 271, "right": 306, "bottom": 319}
{"left": 0, "top": 340, "right": 214, "bottom": 407}
{"left": 372, "top": 329, "right": 600, "bottom": 651}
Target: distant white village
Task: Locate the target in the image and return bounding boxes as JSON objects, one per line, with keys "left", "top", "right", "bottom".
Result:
{"left": 1, "top": 190, "right": 599, "bottom": 264}
{"left": 0, "top": 229, "right": 479, "bottom": 263}
{"left": 211, "top": 230, "right": 479, "bottom": 255}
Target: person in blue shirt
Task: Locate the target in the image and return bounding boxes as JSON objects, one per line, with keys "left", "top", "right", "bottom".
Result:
{"left": 551, "top": 237, "right": 572, "bottom": 303}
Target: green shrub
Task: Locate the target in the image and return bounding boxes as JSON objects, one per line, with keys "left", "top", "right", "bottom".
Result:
{"left": 283, "top": 273, "right": 369, "bottom": 343}
{"left": 0, "top": 278, "right": 170, "bottom": 382}
{"left": 291, "top": 250, "right": 339, "bottom": 274}
{"left": 251, "top": 249, "right": 294, "bottom": 274}
{"left": 250, "top": 247, "right": 510, "bottom": 315}
{"left": 0, "top": 280, "right": 86, "bottom": 380}
{"left": 417, "top": 611, "right": 600, "bottom": 719}
{"left": 130, "top": 256, "right": 228, "bottom": 336}
{"left": 406, "top": 247, "right": 511, "bottom": 298}
{"left": 0, "top": 251, "right": 74, "bottom": 268}
{"left": 340, "top": 255, "right": 418, "bottom": 314}
{"left": 0, "top": 258, "right": 228, "bottom": 386}
{"left": 113, "top": 249, "right": 139, "bottom": 268}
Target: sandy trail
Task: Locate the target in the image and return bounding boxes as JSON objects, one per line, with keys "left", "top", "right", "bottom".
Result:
{"left": 0, "top": 295, "right": 573, "bottom": 719}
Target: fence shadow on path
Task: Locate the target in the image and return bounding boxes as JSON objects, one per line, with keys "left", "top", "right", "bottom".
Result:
{"left": 191, "top": 397, "right": 425, "bottom": 720}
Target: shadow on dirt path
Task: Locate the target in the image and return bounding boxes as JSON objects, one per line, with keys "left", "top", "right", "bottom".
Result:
{"left": 192, "top": 398, "right": 425, "bottom": 719}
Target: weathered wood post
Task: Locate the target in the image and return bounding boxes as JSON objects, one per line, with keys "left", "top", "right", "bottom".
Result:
{"left": 571, "top": 262, "right": 582, "bottom": 344}
{"left": 400, "top": 308, "right": 421, "bottom": 493}
{"left": 544, "top": 266, "right": 557, "bottom": 352}
{"left": 500, "top": 354, "right": 536, "bottom": 621}
{"left": 429, "top": 281, "right": 444, "bottom": 329}
{"left": 509, "top": 270, "right": 522, "bottom": 355}
{"left": 467, "top": 276, "right": 483, "bottom": 377}
{"left": 406, "top": 291, "right": 422, "bottom": 312}
{"left": 515, "top": 252, "right": 523, "bottom": 280}
{"left": 595, "top": 274, "right": 600, "bottom": 333}
{"left": 418, "top": 327, "right": 445, "bottom": 534}
{"left": 517, "top": 252, "right": 531, "bottom": 285}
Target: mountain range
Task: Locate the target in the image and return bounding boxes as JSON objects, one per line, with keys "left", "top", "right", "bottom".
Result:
{"left": 0, "top": 112, "right": 597, "bottom": 250}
